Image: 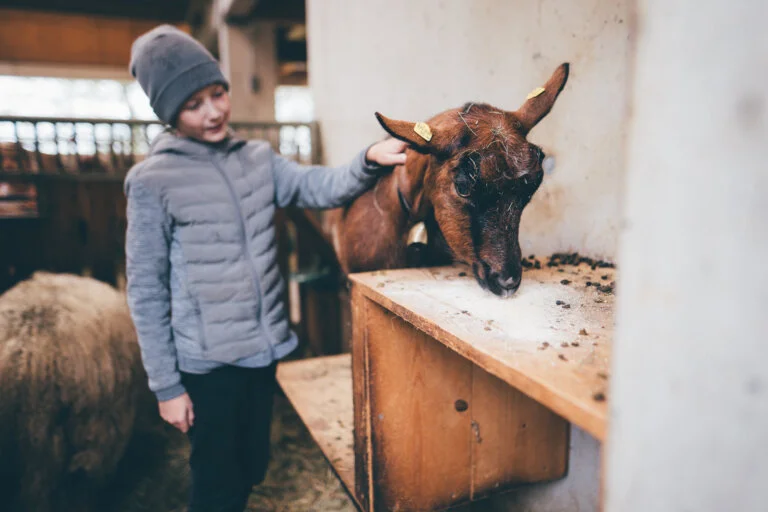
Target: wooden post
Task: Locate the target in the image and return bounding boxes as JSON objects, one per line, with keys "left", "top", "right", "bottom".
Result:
{"left": 351, "top": 282, "right": 373, "bottom": 511}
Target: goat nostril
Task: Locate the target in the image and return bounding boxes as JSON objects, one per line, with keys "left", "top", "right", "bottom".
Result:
{"left": 498, "top": 275, "right": 521, "bottom": 290}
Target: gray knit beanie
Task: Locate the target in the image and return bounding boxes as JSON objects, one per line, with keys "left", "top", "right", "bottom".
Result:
{"left": 129, "top": 25, "right": 229, "bottom": 125}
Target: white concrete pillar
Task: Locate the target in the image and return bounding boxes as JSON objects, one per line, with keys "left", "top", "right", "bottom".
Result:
{"left": 218, "top": 21, "right": 278, "bottom": 122}
{"left": 606, "top": 1, "right": 768, "bottom": 511}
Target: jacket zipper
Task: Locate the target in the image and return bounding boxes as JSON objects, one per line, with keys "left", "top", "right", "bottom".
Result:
{"left": 210, "top": 150, "right": 278, "bottom": 360}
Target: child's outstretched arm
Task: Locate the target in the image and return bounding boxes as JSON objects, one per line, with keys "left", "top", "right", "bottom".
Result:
{"left": 124, "top": 177, "right": 185, "bottom": 403}
{"left": 271, "top": 138, "right": 407, "bottom": 209}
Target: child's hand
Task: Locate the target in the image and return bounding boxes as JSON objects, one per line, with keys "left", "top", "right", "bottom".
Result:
{"left": 158, "top": 392, "right": 195, "bottom": 433}
{"left": 366, "top": 138, "right": 409, "bottom": 167}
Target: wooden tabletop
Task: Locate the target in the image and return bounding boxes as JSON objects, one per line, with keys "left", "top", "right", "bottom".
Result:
{"left": 349, "top": 260, "right": 615, "bottom": 441}
{"left": 276, "top": 354, "right": 358, "bottom": 505}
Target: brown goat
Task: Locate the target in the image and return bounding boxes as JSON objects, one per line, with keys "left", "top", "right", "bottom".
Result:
{"left": 327, "top": 63, "right": 570, "bottom": 296}
{"left": 0, "top": 272, "right": 157, "bottom": 512}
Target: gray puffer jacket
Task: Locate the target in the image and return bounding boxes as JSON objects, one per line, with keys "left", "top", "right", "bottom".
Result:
{"left": 124, "top": 131, "right": 382, "bottom": 400}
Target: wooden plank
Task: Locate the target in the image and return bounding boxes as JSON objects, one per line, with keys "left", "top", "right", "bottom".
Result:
{"left": 351, "top": 284, "right": 372, "bottom": 511}
{"left": 86, "top": 181, "right": 122, "bottom": 285}
{"left": 349, "top": 263, "right": 614, "bottom": 441}
{"left": 470, "top": 365, "right": 569, "bottom": 498}
{"left": 0, "top": 9, "right": 188, "bottom": 67}
{"left": 365, "top": 300, "right": 473, "bottom": 511}
{"left": 0, "top": 217, "right": 44, "bottom": 294}
{"left": 355, "top": 299, "right": 568, "bottom": 511}
{"left": 293, "top": 208, "right": 342, "bottom": 356}
{"left": 41, "top": 180, "right": 83, "bottom": 274}
{"left": 275, "top": 354, "right": 358, "bottom": 506}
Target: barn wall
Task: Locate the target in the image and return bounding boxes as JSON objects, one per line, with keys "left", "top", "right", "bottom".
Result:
{"left": 307, "top": 1, "right": 632, "bottom": 509}
{"left": 0, "top": 180, "right": 126, "bottom": 294}
{"left": 307, "top": 0, "right": 631, "bottom": 262}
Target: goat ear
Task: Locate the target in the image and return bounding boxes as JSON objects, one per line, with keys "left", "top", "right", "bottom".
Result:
{"left": 375, "top": 113, "right": 438, "bottom": 151}
{"left": 514, "top": 63, "right": 570, "bottom": 134}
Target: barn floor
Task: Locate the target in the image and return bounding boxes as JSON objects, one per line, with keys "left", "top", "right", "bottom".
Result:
{"left": 108, "top": 392, "right": 356, "bottom": 512}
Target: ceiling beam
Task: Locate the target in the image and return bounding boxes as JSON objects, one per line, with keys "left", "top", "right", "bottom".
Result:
{"left": 0, "top": 8, "right": 189, "bottom": 68}
{"left": 216, "top": 0, "right": 259, "bottom": 22}
{"left": 0, "top": 0, "right": 192, "bottom": 22}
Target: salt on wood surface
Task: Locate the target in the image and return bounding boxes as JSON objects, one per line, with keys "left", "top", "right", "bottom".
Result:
{"left": 350, "top": 261, "right": 615, "bottom": 440}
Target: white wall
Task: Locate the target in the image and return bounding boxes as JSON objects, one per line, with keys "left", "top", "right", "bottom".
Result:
{"left": 605, "top": 1, "right": 768, "bottom": 511}
{"left": 485, "top": 426, "right": 601, "bottom": 511}
{"left": 307, "top": 0, "right": 632, "bottom": 261}
{"left": 307, "top": 1, "right": 633, "bottom": 510}
{"left": 309, "top": 1, "right": 768, "bottom": 510}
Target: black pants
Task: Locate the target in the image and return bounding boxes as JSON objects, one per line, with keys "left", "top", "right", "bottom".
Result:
{"left": 181, "top": 363, "right": 277, "bottom": 512}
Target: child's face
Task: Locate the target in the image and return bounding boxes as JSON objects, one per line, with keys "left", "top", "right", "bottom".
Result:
{"left": 176, "top": 83, "right": 231, "bottom": 143}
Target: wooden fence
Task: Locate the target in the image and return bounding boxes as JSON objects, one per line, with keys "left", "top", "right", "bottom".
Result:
{"left": 0, "top": 115, "right": 342, "bottom": 356}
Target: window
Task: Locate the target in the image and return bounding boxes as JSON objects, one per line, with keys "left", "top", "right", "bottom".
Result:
{"left": 0, "top": 76, "right": 156, "bottom": 119}
{"left": 275, "top": 85, "right": 314, "bottom": 160}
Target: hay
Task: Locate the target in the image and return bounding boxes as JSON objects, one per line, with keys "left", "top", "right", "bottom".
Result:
{"left": 108, "top": 392, "right": 355, "bottom": 512}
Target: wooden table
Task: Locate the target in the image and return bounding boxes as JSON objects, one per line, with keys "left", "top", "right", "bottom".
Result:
{"left": 278, "top": 261, "right": 615, "bottom": 511}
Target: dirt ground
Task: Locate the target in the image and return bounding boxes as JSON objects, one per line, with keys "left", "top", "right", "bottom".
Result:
{"left": 108, "top": 392, "right": 356, "bottom": 512}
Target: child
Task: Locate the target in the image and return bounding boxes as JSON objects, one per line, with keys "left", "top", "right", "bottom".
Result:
{"left": 125, "top": 25, "right": 406, "bottom": 512}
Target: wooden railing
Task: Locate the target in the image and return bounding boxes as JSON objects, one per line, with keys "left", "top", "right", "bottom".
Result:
{"left": 0, "top": 116, "right": 343, "bottom": 358}
{"left": 0, "top": 116, "right": 321, "bottom": 177}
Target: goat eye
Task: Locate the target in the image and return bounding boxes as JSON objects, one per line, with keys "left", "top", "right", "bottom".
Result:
{"left": 454, "top": 175, "right": 472, "bottom": 198}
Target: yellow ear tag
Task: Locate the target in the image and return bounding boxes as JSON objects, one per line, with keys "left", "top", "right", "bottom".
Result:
{"left": 413, "top": 122, "right": 433, "bottom": 142}
{"left": 526, "top": 87, "right": 546, "bottom": 100}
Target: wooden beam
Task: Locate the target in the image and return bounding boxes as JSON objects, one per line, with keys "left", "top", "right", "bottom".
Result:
{"left": 0, "top": 9, "right": 189, "bottom": 68}
{"left": 217, "top": 0, "right": 260, "bottom": 20}
{"left": 0, "top": 1, "right": 192, "bottom": 22}
{"left": 251, "top": 0, "right": 304, "bottom": 22}
{"left": 226, "top": 0, "right": 304, "bottom": 24}
{"left": 187, "top": 0, "right": 220, "bottom": 52}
